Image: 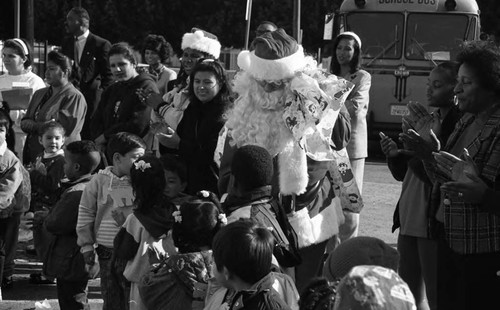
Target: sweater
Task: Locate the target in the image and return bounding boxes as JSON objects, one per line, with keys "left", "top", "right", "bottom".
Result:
{"left": 0, "top": 142, "right": 23, "bottom": 218}
{"left": 90, "top": 72, "right": 158, "bottom": 140}
{"left": 21, "top": 83, "right": 87, "bottom": 163}
{"left": 77, "top": 167, "right": 135, "bottom": 252}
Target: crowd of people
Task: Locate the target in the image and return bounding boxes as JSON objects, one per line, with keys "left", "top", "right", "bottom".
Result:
{"left": 0, "top": 4, "right": 499, "bottom": 310}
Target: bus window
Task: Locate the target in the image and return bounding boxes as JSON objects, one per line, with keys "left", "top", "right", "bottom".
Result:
{"left": 405, "top": 13, "right": 468, "bottom": 61}
{"left": 345, "top": 12, "right": 404, "bottom": 59}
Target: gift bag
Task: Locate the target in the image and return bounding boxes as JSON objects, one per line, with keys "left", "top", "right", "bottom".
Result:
{"left": 328, "top": 148, "right": 363, "bottom": 213}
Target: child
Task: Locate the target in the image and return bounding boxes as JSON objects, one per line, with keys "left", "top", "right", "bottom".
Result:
{"left": 0, "top": 103, "right": 24, "bottom": 290}
{"left": 28, "top": 120, "right": 67, "bottom": 284}
{"left": 113, "top": 155, "right": 176, "bottom": 310}
{"left": 43, "top": 140, "right": 101, "bottom": 310}
{"left": 77, "top": 132, "right": 146, "bottom": 310}
{"left": 159, "top": 153, "right": 191, "bottom": 207}
{"left": 210, "top": 219, "right": 293, "bottom": 310}
{"left": 139, "top": 191, "right": 225, "bottom": 310}
{"left": 222, "top": 145, "right": 301, "bottom": 270}
{"left": 334, "top": 265, "right": 416, "bottom": 310}
{"left": 379, "top": 61, "right": 460, "bottom": 310}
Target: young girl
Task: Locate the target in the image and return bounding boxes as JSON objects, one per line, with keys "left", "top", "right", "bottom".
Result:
{"left": 113, "top": 155, "right": 176, "bottom": 310}
{"left": 0, "top": 102, "right": 24, "bottom": 289}
{"left": 138, "top": 190, "right": 226, "bottom": 310}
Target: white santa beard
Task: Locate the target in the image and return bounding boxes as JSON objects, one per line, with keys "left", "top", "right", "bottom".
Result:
{"left": 226, "top": 72, "right": 293, "bottom": 156}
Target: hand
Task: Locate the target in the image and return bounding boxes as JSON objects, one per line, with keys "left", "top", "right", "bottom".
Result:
{"left": 156, "top": 127, "right": 180, "bottom": 149}
{"left": 379, "top": 132, "right": 413, "bottom": 158}
{"left": 136, "top": 88, "right": 163, "bottom": 109}
{"left": 440, "top": 149, "right": 487, "bottom": 203}
{"left": 150, "top": 120, "right": 170, "bottom": 135}
{"left": 402, "top": 101, "right": 441, "bottom": 142}
{"left": 399, "top": 129, "right": 440, "bottom": 161}
{"left": 34, "top": 162, "right": 47, "bottom": 175}
{"left": 111, "top": 209, "right": 126, "bottom": 226}
{"left": 95, "top": 134, "right": 107, "bottom": 152}
{"left": 82, "top": 250, "right": 96, "bottom": 266}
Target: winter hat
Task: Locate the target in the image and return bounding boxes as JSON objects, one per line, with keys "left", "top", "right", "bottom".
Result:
{"left": 338, "top": 31, "right": 362, "bottom": 48}
{"left": 322, "top": 236, "right": 399, "bottom": 282}
{"left": 181, "top": 28, "right": 221, "bottom": 59}
{"left": 231, "top": 145, "right": 273, "bottom": 190}
{"left": 334, "top": 265, "right": 417, "bottom": 310}
{"left": 237, "top": 28, "right": 306, "bottom": 81}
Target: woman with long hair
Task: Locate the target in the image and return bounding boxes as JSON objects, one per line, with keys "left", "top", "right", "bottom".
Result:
{"left": 330, "top": 31, "right": 372, "bottom": 242}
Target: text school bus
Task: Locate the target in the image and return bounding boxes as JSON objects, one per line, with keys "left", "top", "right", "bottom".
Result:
{"left": 334, "top": 0, "right": 480, "bottom": 139}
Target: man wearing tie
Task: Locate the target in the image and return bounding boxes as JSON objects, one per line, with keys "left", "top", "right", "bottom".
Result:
{"left": 62, "top": 7, "right": 113, "bottom": 139}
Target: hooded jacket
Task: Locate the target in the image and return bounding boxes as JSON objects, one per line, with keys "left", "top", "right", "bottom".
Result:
{"left": 90, "top": 72, "right": 159, "bottom": 140}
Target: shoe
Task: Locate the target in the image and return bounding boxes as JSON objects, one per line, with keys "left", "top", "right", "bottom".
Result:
{"left": 1, "top": 277, "right": 13, "bottom": 290}
{"left": 29, "top": 273, "right": 55, "bottom": 285}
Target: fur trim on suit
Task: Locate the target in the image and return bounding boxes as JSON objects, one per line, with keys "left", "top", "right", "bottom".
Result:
{"left": 237, "top": 46, "right": 306, "bottom": 81}
{"left": 288, "top": 197, "right": 342, "bottom": 248}
{"left": 278, "top": 140, "right": 308, "bottom": 195}
{"left": 181, "top": 30, "right": 221, "bottom": 59}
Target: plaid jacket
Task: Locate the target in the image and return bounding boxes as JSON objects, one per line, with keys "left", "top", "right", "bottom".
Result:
{"left": 438, "top": 105, "right": 500, "bottom": 254}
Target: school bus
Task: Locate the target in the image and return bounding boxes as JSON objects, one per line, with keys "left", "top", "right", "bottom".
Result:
{"left": 332, "top": 0, "right": 480, "bottom": 141}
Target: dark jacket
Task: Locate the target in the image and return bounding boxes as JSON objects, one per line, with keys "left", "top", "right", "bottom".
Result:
{"left": 61, "top": 32, "right": 113, "bottom": 118}
{"left": 43, "top": 175, "right": 93, "bottom": 281}
{"left": 176, "top": 96, "right": 228, "bottom": 195}
{"left": 30, "top": 153, "right": 66, "bottom": 208}
{"left": 229, "top": 272, "right": 291, "bottom": 310}
{"left": 90, "top": 72, "right": 159, "bottom": 140}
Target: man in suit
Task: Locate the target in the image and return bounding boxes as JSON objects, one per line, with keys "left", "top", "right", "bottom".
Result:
{"left": 62, "top": 7, "right": 113, "bottom": 140}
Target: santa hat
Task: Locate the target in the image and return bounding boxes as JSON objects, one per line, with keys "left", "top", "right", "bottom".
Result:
{"left": 237, "top": 28, "right": 307, "bottom": 81}
{"left": 181, "top": 28, "right": 221, "bottom": 59}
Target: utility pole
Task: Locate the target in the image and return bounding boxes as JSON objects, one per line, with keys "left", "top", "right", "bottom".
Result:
{"left": 244, "top": 0, "right": 253, "bottom": 50}
{"left": 14, "top": 0, "right": 20, "bottom": 38}
{"left": 293, "top": 0, "right": 301, "bottom": 43}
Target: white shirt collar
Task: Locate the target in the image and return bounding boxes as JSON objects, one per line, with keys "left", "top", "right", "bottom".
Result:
{"left": 0, "top": 142, "right": 7, "bottom": 156}
{"left": 76, "top": 29, "right": 90, "bottom": 41}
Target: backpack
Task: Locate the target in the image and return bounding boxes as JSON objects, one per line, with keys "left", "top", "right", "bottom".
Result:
{"left": 251, "top": 199, "right": 302, "bottom": 268}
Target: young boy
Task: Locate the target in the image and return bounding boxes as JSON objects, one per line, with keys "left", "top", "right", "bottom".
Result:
{"left": 222, "top": 145, "right": 300, "bottom": 270}
{"left": 43, "top": 140, "right": 101, "bottom": 310}
{"left": 77, "top": 132, "right": 146, "bottom": 310}
{"left": 159, "top": 154, "right": 190, "bottom": 207}
{"left": 28, "top": 120, "right": 67, "bottom": 284}
{"left": 211, "top": 220, "right": 292, "bottom": 310}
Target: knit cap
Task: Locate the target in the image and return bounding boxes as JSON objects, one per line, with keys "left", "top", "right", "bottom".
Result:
{"left": 334, "top": 265, "right": 416, "bottom": 310}
{"left": 322, "top": 236, "right": 399, "bottom": 282}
